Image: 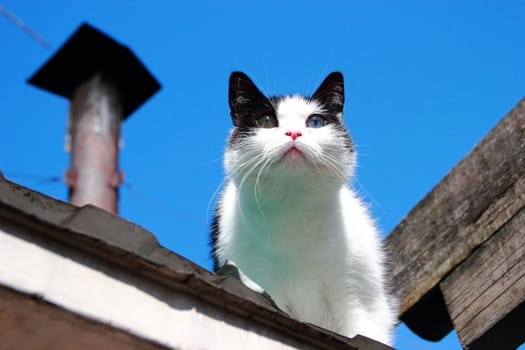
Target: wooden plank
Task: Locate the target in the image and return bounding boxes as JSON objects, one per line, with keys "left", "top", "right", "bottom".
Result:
{"left": 399, "top": 171, "right": 525, "bottom": 341}
{"left": 385, "top": 97, "right": 525, "bottom": 337}
{"left": 440, "top": 179, "right": 525, "bottom": 316}
{"left": 468, "top": 301, "right": 525, "bottom": 350}
{"left": 440, "top": 207, "right": 525, "bottom": 349}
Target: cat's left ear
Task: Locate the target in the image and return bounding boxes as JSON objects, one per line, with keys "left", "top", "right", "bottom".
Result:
{"left": 312, "top": 72, "right": 344, "bottom": 117}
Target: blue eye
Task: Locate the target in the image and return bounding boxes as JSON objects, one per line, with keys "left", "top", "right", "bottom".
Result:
{"left": 306, "top": 114, "right": 326, "bottom": 128}
{"left": 256, "top": 114, "right": 278, "bottom": 128}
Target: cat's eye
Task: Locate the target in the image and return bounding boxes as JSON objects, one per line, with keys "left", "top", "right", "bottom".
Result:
{"left": 306, "top": 114, "right": 327, "bottom": 128}
{"left": 256, "top": 114, "right": 278, "bottom": 128}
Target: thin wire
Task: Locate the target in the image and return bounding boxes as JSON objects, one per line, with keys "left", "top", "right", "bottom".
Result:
{"left": 121, "top": 181, "right": 208, "bottom": 228}
{"left": 4, "top": 171, "right": 208, "bottom": 228}
{"left": 0, "top": 4, "right": 52, "bottom": 49}
{"left": 4, "top": 172, "right": 62, "bottom": 185}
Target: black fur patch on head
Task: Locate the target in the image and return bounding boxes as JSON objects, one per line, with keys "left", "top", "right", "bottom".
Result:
{"left": 311, "top": 72, "right": 344, "bottom": 116}
{"left": 334, "top": 121, "right": 354, "bottom": 153}
{"left": 227, "top": 71, "right": 352, "bottom": 151}
{"left": 310, "top": 72, "right": 353, "bottom": 152}
{"left": 229, "top": 72, "right": 273, "bottom": 127}
{"left": 228, "top": 72, "right": 277, "bottom": 147}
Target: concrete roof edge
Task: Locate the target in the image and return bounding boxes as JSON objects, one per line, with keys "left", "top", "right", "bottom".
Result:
{"left": 0, "top": 175, "right": 391, "bottom": 350}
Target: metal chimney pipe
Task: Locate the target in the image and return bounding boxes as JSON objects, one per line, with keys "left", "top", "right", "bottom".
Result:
{"left": 65, "top": 74, "right": 123, "bottom": 213}
{"left": 27, "top": 23, "right": 160, "bottom": 214}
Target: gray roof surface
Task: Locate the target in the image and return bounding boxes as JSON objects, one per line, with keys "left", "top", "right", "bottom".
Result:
{"left": 0, "top": 172, "right": 392, "bottom": 350}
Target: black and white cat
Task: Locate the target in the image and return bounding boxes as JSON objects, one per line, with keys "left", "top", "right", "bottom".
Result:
{"left": 212, "top": 72, "right": 396, "bottom": 345}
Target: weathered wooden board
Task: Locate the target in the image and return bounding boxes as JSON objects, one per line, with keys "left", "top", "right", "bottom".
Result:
{"left": 386, "top": 97, "right": 525, "bottom": 339}
{"left": 441, "top": 205, "right": 525, "bottom": 349}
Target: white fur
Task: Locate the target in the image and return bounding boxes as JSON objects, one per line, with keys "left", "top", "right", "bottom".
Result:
{"left": 215, "top": 96, "right": 396, "bottom": 345}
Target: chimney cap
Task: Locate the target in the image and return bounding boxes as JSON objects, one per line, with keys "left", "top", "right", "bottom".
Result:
{"left": 27, "top": 23, "right": 161, "bottom": 119}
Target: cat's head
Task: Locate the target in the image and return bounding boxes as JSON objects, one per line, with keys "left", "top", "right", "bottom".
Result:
{"left": 224, "top": 71, "right": 355, "bottom": 191}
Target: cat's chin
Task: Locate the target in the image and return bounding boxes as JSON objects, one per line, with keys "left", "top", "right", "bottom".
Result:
{"left": 276, "top": 146, "right": 310, "bottom": 171}
{"left": 282, "top": 146, "right": 304, "bottom": 162}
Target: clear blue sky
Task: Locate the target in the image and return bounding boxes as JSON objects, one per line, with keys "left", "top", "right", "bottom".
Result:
{"left": 2, "top": 1, "right": 524, "bottom": 349}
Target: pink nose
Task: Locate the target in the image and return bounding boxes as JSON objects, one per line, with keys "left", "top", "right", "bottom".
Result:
{"left": 285, "top": 130, "right": 302, "bottom": 140}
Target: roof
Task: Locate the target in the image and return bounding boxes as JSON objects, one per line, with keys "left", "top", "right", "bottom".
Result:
{"left": 0, "top": 172, "right": 391, "bottom": 350}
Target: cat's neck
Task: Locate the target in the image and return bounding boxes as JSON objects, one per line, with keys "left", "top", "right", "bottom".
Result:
{"left": 233, "top": 176, "right": 346, "bottom": 217}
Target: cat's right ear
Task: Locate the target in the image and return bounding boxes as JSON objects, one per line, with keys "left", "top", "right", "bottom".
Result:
{"left": 229, "top": 72, "right": 266, "bottom": 126}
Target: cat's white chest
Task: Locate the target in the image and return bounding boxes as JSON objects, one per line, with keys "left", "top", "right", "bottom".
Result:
{"left": 216, "top": 182, "right": 355, "bottom": 331}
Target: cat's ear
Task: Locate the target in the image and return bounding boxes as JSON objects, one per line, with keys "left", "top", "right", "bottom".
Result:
{"left": 312, "top": 72, "right": 344, "bottom": 117}
{"left": 229, "top": 72, "right": 266, "bottom": 126}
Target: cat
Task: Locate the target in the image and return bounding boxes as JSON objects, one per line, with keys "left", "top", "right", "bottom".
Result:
{"left": 211, "top": 71, "right": 397, "bottom": 345}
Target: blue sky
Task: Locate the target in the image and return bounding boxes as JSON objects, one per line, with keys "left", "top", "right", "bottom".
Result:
{"left": 1, "top": 1, "right": 524, "bottom": 349}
